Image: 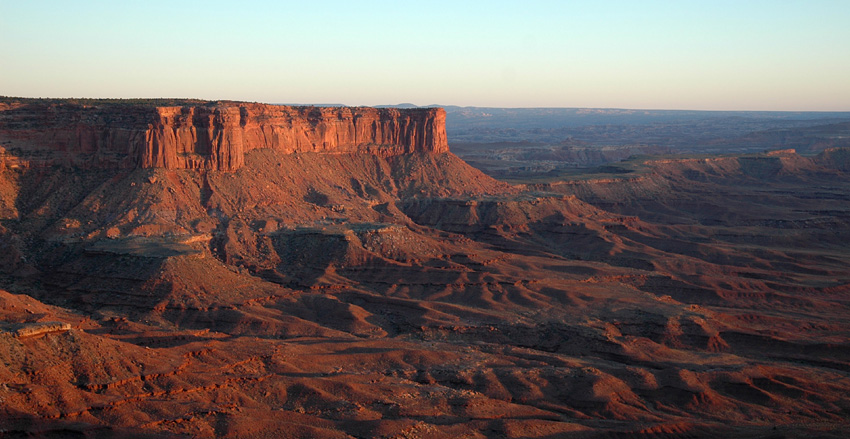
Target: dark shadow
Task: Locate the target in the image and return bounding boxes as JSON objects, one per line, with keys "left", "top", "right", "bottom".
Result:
{"left": 0, "top": 409, "right": 179, "bottom": 438}
{"left": 303, "top": 187, "right": 329, "bottom": 206}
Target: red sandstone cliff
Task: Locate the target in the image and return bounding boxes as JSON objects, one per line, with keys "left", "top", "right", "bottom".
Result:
{"left": 0, "top": 100, "right": 448, "bottom": 171}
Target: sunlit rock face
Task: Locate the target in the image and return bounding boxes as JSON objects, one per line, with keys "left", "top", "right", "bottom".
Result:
{"left": 0, "top": 100, "right": 448, "bottom": 171}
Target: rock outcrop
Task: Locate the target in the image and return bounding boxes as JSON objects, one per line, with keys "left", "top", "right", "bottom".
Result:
{"left": 0, "top": 99, "right": 448, "bottom": 171}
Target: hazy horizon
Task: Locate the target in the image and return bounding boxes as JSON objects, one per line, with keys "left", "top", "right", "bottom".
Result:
{"left": 2, "top": 1, "right": 849, "bottom": 112}
{"left": 7, "top": 96, "right": 850, "bottom": 114}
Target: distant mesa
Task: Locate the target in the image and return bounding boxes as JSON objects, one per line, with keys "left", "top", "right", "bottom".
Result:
{"left": 0, "top": 98, "right": 448, "bottom": 171}
{"left": 378, "top": 103, "right": 420, "bottom": 108}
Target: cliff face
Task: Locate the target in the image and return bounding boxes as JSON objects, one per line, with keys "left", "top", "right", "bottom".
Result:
{"left": 0, "top": 101, "right": 448, "bottom": 171}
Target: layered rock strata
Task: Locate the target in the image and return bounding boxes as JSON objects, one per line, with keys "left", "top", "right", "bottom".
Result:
{"left": 0, "top": 100, "right": 448, "bottom": 171}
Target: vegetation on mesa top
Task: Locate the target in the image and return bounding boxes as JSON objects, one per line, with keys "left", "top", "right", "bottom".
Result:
{"left": 0, "top": 97, "right": 442, "bottom": 113}
{"left": 0, "top": 97, "right": 375, "bottom": 111}
{"left": 0, "top": 96, "right": 221, "bottom": 107}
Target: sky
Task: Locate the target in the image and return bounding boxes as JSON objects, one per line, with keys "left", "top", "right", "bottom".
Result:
{"left": 1, "top": 0, "right": 849, "bottom": 111}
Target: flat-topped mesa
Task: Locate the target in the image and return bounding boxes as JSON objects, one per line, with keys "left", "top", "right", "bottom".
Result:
{"left": 0, "top": 100, "right": 449, "bottom": 171}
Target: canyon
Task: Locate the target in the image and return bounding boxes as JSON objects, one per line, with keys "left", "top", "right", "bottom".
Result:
{"left": 1, "top": 98, "right": 849, "bottom": 438}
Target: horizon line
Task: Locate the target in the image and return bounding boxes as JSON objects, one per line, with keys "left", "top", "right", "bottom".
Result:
{"left": 4, "top": 95, "right": 850, "bottom": 113}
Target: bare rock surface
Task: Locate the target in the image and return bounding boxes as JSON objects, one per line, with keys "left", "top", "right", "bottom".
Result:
{"left": 0, "top": 98, "right": 447, "bottom": 171}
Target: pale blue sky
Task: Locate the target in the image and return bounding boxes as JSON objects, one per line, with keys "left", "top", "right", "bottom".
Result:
{"left": 1, "top": 0, "right": 848, "bottom": 110}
